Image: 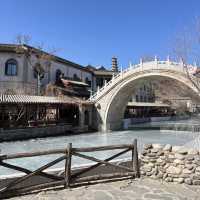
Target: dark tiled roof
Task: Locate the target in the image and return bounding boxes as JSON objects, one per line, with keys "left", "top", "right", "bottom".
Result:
{"left": 85, "top": 64, "right": 116, "bottom": 76}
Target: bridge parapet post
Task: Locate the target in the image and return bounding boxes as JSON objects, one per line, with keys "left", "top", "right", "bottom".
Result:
{"left": 129, "top": 61, "right": 133, "bottom": 70}
{"left": 154, "top": 56, "right": 158, "bottom": 68}
{"left": 97, "top": 86, "right": 100, "bottom": 94}
{"left": 120, "top": 66, "right": 123, "bottom": 79}
{"left": 139, "top": 58, "right": 143, "bottom": 69}
{"left": 112, "top": 73, "right": 115, "bottom": 80}
{"left": 167, "top": 56, "right": 170, "bottom": 66}
{"left": 179, "top": 58, "right": 185, "bottom": 72}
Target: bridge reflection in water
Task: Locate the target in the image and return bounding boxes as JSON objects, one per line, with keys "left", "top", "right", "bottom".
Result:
{"left": 0, "top": 118, "right": 199, "bottom": 176}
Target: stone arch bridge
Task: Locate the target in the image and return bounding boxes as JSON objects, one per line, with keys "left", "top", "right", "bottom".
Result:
{"left": 89, "top": 60, "right": 200, "bottom": 131}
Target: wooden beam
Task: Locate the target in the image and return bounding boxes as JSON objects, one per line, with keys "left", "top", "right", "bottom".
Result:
{"left": 0, "top": 149, "right": 66, "bottom": 160}
{"left": 64, "top": 143, "right": 72, "bottom": 188}
{"left": 72, "top": 148, "right": 130, "bottom": 179}
{"left": 133, "top": 139, "right": 140, "bottom": 178}
{"left": 73, "top": 152, "right": 133, "bottom": 172}
{"left": 73, "top": 144, "right": 132, "bottom": 152}
{"left": 74, "top": 172, "right": 136, "bottom": 183}
{"left": 0, "top": 161, "right": 63, "bottom": 181}
{"left": 1, "top": 144, "right": 133, "bottom": 160}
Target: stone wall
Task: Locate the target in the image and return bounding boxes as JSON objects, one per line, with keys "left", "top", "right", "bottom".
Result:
{"left": 0, "top": 124, "right": 79, "bottom": 142}
{"left": 140, "top": 144, "right": 200, "bottom": 185}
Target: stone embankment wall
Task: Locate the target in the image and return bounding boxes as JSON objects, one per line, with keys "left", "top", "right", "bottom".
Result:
{"left": 0, "top": 124, "right": 89, "bottom": 142}
{"left": 0, "top": 124, "right": 71, "bottom": 142}
{"left": 140, "top": 144, "right": 200, "bottom": 185}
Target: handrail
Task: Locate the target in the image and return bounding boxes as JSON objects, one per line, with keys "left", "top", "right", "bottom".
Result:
{"left": 89, "top": 60, "right": 198, "bottom": 101}
{"left": 0, "top": 144, "right": 133, "bottom": 160}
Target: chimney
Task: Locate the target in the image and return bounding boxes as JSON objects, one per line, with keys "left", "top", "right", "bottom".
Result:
{"left": 112, "top": 57, "right": 118, "bottom": 72}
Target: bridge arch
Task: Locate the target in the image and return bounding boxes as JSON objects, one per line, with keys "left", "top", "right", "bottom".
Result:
{"left": 104, "top": 71, "right": 199, "bottom": 131}
{"left": 91, "top": 62, "right": 200, "bottom": 132}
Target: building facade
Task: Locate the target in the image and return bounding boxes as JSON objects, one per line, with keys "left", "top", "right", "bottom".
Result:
{"left": 0, "top": 44, "right": 93, "bottom": 96}
{"left": 0, "top": 44, "right": 96, "bottom": 132}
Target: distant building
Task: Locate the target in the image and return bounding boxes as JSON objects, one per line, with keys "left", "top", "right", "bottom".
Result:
{"left": 125, "top": 82, "right": 171, "bottom": 118}
{"left": 84, "top": 57, "right": 119, "bottom": 93}
{"left": 131, "top": 83, "right": 155, "bottom": 103}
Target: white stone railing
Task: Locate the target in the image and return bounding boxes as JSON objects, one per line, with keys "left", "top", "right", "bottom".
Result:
{"left": 89, "top": 60, "right": 198, "bottom": 102}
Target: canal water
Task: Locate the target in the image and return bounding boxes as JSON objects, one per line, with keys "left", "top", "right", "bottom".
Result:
{"left": 0, "top": 121, "right": 200, "bottom": 176}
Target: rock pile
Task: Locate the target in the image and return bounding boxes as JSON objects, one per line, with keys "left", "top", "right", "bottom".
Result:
{"left": 140, "top": 144, "right": 200, "bottom": 185}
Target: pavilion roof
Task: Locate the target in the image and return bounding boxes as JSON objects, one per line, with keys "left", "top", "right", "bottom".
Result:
{"left": 0, "top": 94, "right": 92, "bottom": 105}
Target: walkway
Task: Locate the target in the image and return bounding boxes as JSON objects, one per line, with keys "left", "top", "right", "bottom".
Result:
{"left": 11, "top": 178, "right": 200, "bottom": 200}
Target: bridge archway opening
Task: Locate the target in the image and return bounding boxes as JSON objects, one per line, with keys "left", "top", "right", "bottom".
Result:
{"left": 103, "top": 75, "right": 200, "bottom": 131}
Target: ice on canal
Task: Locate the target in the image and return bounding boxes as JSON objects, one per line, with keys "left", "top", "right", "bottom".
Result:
{"left": 0, "top": 129, "right": 199, "bottom": 176}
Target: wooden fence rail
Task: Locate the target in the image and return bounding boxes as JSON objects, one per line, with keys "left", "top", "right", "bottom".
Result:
{"left": 0, "top": 139, "right": 140, "bottom": 199}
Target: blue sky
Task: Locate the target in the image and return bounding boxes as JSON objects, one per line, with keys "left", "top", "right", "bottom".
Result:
{"left": 0, "top": 0, "right": 200, "bottom": 68}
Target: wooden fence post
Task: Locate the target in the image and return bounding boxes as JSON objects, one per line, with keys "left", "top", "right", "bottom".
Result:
{"left": 133, "top": 139, "right": 140, "bottom": 178}
{"left": 64, "top": 143, "right": 72, "bottom": 188}
{"left": 132, "top": 141, "right": 134, "bottom": 169}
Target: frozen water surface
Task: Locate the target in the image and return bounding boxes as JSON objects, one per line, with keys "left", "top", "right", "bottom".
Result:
{"left": 0, "top": 125, "right": 199, "bottom": 175}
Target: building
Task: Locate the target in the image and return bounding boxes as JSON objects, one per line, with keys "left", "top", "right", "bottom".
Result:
{"left": 125, "top": 82, "right": 172, "bottom": 118}
{"left": 0, "top": 44, "right": 93, "bottom": 95}
{"left": 86, "top": 57, "right": 119, "bottom": 93}
{"left": 0, "top": 44, "right": 94, "bottom": 132}
{"left": 0, "top": 44, "right": 123, "bottom": 135}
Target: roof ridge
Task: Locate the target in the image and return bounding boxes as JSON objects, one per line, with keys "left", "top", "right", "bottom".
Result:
{"left": 0, "top": 43, "right": 91, "bottom": 72}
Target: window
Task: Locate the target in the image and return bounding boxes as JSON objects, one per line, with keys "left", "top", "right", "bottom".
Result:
{"left": 56, "top": 69, "right": 62, "bottom": 81}
{"left": 73, "top": 74, "right": 81, "bottom": 81}
{"left": 84, "top": 110, "right": 89, "bottom": 125}
{"left": 85, "top": 77, "right": 91, "bottom": 86}
{"left": 5, "top": 59, "right": 18, "bottom": 76}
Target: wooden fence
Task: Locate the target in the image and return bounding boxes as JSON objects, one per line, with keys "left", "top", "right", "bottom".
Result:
{"left": 0, "top": 139, "right": 140, "bottom": 199}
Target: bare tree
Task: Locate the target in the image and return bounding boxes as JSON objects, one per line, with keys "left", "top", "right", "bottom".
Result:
{"left": 14, "top": 34, "right": 57, "bottom": 95}
{"left": 161, "top": 20, "right": 200, "bottom": 117}
{"left": 141, "top": 55, "right": 155, "bottom": 62}
{"left": 12, "top": 34, "right": 58, "bottom": 122}
{"left": 14, "top": 34, "right": 31, "bottom": 45}
{"left": 171, "top": 17, "right": 200, "bottom": 97}
{"left": 172, "top": 17, "right": 200, "bottom": 65}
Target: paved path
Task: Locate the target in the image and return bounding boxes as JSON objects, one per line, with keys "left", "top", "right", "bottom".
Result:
{"left": 10, "top": 178, "right": 200, "bottom": 200}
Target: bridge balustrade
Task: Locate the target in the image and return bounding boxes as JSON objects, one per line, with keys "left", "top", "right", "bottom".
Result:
{"left": 89, "top": 60, "right": 197, "bottom": 101}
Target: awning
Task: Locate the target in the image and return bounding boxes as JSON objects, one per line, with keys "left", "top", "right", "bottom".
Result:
{"left": 0, "top": 94, "right": 86, "bottom": 104}
{"left": 61, "top": 79, "right": 89, "bottom": 87}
